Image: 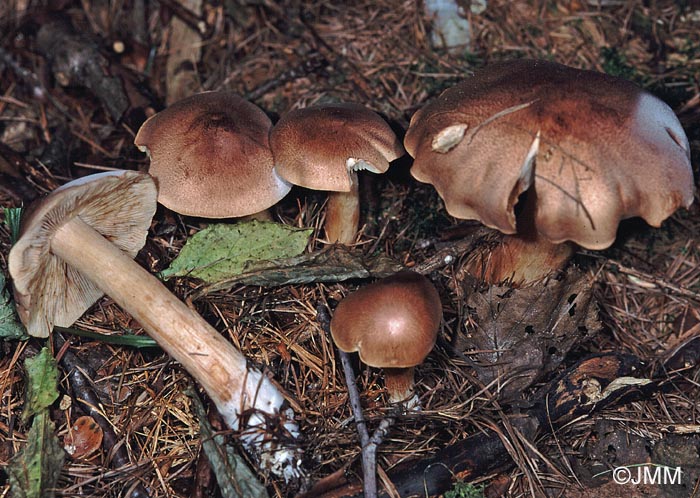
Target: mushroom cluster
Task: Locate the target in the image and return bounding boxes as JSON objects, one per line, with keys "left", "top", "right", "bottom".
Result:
{"left": 8, "top": 57, "right": 694, "bottom": 495}
{"left": 134, "top": 94, "right": 406, "bottom": 245}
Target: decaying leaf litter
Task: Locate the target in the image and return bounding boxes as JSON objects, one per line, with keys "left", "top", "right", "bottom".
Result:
{"left": 1, "top": 1, "right": 699, "bottom": 497}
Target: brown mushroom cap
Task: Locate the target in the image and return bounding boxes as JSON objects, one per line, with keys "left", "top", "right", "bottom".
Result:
{"left": 134, "top": 91, "right": 291, "bottom": 218}
{"left": 330, "top": 272, "right": 442, "bottom": 368}
{"left": 8, "top": 171, "right": 157, "bottom": 337}
{"left": 405, "top": 59, "right": 694, "bottom": 250}
{"left": 269, "top": 103, "right": 405, "bottom": 192}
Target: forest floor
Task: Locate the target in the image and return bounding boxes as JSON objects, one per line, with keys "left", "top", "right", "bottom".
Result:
{"left": 1, "top": 1, "right": 699, "bottom": 497}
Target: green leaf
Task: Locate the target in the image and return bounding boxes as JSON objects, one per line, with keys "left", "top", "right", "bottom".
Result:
{"left": 445, "top": 481, "right": 485, "bottom": 498}
{"left": 7, "top": 411, "right": 65, "bottom": 498}
{"left": 9, "top": 348, "right": 64, "bottom": 498}
{"left": 0, "top": 272, "right": 26, "bottom": 340}
{"left": 159, "top": 221, "right": 312, "bottom": 283}
{"left": 23, "top": 348, "right": 60, "bottom": 422}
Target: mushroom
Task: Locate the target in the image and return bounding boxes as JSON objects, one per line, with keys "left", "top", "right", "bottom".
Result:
{"left": 134, "top": 91, "right": 291, "bottom": 219}
{"left": 405, "top": 59, "right": 694, "bottom": 285}
{"left": 330, "top": 271, "right": 442, "bottom": 407}
{"left": 269, "top": 102, "right": 405, "bottom": 244}
{"left": 8, "top": 171, "right": 302, "bottom": 480}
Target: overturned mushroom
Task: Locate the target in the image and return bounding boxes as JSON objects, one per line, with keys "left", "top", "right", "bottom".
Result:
{"left": 330, "top": 271, "right": 442, "bottom": 408}
{"left": 8, "top": 171, "right": 302, "bottom": 481}
{"left": 270, "top": 102, "right": 405, "bottom": 244}
{"left": 405, "top": 59, "right": 694, "bottom": 285}
{"left": 134, "top": 91, "right": 291, "bottom": 219}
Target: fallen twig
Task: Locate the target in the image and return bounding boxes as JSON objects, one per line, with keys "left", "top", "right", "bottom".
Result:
{"left": 192, "top": 246, "right": 404, "bottom": 299}
{"left": 317, "top": 303, "right": 375, "bottom": 496}
{"left": 317, "top": 302, "right": 401, "bottom": 498}
{"left": 0, "top": 141, "right": 58, "bottom": 196}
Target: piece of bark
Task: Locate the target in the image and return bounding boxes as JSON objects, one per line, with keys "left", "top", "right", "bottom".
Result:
{"left": 36, "top": 19, "right": 129, "bottom": 122}
{"left": 193, "top": 245, "right": 405, "bottom": 299}
{"left": 158, "top": 0, "right": 212, "bottom": 38}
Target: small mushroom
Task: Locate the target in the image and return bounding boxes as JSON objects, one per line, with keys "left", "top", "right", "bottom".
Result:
{"left": 8, "top": 171, "right": 301, "bottom": 480}
{"left": 405, "top": 59, "right": 695, "bottom": 285}
{"left": 134, "top": 91, "right": 291, "bottom": 218}
{"left": 270, "top": 102, "right": 405, "bottom": 244}
{"left": 330, "top": 271, "right": 442, "bottom": 407}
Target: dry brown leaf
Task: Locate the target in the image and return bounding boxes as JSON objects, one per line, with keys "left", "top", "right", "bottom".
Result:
{"left": 456, "top": 269, "right": 600, "bottom": 401}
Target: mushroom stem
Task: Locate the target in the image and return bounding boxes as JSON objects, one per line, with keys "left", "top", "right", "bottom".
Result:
{"left": 324, "top": 170, "right": 360, "bottom": 244}
{"left": 50, "top": 216, "right": 301, "bottom": 480}
{"left": 239, "top": 209, "right": 274, "bottom": 222}
{"left": 464, "top": 232, "right": 575, "bottom": 286}
{"left": 383, "top": 367, "right": 418, "bottom": 407}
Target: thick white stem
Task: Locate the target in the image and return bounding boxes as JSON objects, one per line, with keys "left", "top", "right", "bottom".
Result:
{"left": 51, "top": 217, "right": 301, "bottom": 480}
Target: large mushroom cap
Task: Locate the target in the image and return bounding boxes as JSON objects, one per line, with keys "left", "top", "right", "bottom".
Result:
{"left": 8, "top": 170, "right": 157, "bottom": 337}
{"left": 330, "top": 272, "right": 442, "bottom": 368}
{"left": 269, "top": 103, "right": 405, "bottom": 192}
{"left": 405, "top": 59, "right": 695, "bottom": 250}
{"left": 134, "top": 91, "right": 291, "bottom": 218}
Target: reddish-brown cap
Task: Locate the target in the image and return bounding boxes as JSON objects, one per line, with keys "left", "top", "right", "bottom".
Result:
{"left": 134, "top": 91, "right": 291, "bottom": 218}
{"left": 330, "top": 272, "right": 442, "bottom": 368}
{"left": 8, "top": 171, "right": 157, "bottom": 337}
{"left": 269, "top": 103, "right": 405, "bottom": 192}
{"left": 405, "top": 59, "right": 694, "bottom": 250}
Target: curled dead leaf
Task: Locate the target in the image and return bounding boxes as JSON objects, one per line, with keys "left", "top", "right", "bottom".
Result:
{"left": 455, "top": 269, "right": 600, "bottom": 401}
